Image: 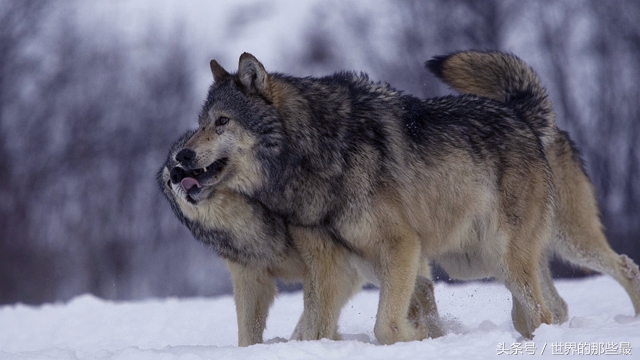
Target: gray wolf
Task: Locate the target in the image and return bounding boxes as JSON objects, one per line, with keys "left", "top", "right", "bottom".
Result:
{"left": 177, "top": 50, "right": 561, "bottom": 343}
{"left": 426, "top": 51, "right": 640, "bottom": 334}
{"left": 158, "top": 114, "right": 442, "bottom": 345}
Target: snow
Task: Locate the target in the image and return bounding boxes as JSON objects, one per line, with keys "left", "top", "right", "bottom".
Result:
{"left": 1, "top": 276, "right": 638, "bottom": 359}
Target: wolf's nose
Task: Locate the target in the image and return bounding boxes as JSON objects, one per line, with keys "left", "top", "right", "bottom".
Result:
{"left": 169, "top": 167, "right": 186, "bottom": 184}
{"left": 176, "top": 149, "right": 195, "bottom": 165}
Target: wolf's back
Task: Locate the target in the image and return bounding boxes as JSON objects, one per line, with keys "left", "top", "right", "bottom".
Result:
{"left": 426, "top": 51, "right": 556, "bottom": 148}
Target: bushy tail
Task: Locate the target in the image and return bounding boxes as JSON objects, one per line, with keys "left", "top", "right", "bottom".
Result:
{"left": 426, "top": 51, "right": 556, "bottom": 149}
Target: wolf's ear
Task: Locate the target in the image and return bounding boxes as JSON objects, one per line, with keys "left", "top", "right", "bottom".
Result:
{"left": 237, "top": 52, "right": 271, "bottom": 98}
{"left": 210, "top": 60, "right": 230, "bottom": 83}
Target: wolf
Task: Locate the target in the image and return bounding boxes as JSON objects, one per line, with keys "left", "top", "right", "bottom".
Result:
{"left": 425, "top": 51, "right": 640, "bottom": 334}
{"left": 176, "top": 50, "right": 567, "bottom": 343}
{"left": 158, "top": 118, "right": 443, "bottom": 345}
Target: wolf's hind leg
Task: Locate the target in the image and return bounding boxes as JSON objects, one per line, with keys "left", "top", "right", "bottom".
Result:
{"left": 549, "top": 137, "right": 640, "bottom": 315}
{"left": 504, "top": 270, "right": 552, "bottom": 339}
{"left": 539, "top": 254, "right": 568, "bottom": 324}
{"left": 225, "top": 260, "right": 277, "bottom": 346}
{"left": 555, "top": 232, "right": 640, "bottom": 315}
{"left": 511, "top": 255, "right": 568, "bottom": 332}
{"left": 552, "top": 198, "right": 640, "bottom": 315}
{"left": 502, "top": 223, "right": 553, "bottom": 338}
{"left": 408, "top": 262, "right": 444, "bottom": 338}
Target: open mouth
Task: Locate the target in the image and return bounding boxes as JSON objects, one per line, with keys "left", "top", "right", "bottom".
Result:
{"left": 169, "top": 157, "right": 228, "bottom": 203}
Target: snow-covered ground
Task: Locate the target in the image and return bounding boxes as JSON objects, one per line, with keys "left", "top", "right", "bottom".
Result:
{"left": 1, "top": 276, "right": 638, "bottom": 359}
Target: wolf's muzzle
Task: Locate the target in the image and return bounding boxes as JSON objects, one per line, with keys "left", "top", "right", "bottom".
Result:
{"left": 169, "top": 157, "right": 229, "bottom": 187}
{"left": 176, "top": 148, "right": 196, "bottom": 166}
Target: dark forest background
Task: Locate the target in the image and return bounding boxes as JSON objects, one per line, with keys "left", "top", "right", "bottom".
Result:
{"left": 1, "top": 0, "right": 638, "bottom": 305}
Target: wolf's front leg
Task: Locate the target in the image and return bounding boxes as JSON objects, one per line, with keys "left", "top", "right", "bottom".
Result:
{"left": 289, "top": 226, "right": 363, "bottom": 341}
{"left": 225, "top": 260, "right": 277, "bottom": 346}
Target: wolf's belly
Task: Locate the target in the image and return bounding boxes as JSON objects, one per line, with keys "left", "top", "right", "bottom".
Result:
{"left": 433, "top": 251, "right": 496, "bottom": 280}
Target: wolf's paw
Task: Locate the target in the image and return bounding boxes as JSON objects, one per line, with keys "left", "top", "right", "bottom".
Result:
{"left": 620, "top": 254, "right": 640, "bottom": 314}
{"left": 412, "top": 313, "right": 445, "bottom": 339}
{"left": 374, "top": 318, "right": 421, "bottom": 345}
{"left": 620, "top": 254, "right": 640, "bottom": 280}
{"left": 290, "top": 325, "right": 338, "bottom": 342}
{"left": 549, "top": 297, "right": 568, "bottom": 324}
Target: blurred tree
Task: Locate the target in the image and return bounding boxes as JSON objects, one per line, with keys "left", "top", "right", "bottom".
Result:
{"left": 587, "top": 0, "right": 640, "bottom": 256}
{"left": 0, "top": 0, "right": 57, "bottom": 304}
{"left": 300, "top": 0, "right": 519, "bottom": 97}
{"left": 537, "top": 0, "right": 640, "bottom": 258}
{"left": 0, "top": 2, "right": 231, "bottom": 304}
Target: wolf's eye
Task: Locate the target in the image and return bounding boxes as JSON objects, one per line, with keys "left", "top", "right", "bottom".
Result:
{"left": 215, "top": 116, "right": 229, "bottom": 126}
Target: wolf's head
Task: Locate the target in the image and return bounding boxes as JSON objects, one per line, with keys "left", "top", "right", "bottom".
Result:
{"left": 157, "top": 129, "right": 297, "bottom": 267}
{"left": 165, "top": 53, "right": 286, "bottom": 205}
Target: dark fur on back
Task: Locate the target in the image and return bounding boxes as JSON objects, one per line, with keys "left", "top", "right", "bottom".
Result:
{"left": 426, "top": 51, "right": 556, "bottom": 149}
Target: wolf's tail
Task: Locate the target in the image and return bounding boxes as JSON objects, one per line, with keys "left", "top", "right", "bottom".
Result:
{"left": 426, "top": 51, "right": 556, "bottom": 149}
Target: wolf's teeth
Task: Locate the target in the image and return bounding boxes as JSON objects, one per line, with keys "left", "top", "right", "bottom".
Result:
{"left": 203, "top": 167, "right": 208, "bottom": 173}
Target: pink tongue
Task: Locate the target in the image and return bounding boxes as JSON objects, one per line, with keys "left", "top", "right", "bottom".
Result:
{"left": 181, "top": 177, "right": 201, "bottom": 192}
